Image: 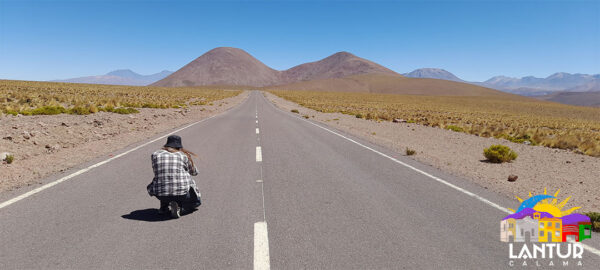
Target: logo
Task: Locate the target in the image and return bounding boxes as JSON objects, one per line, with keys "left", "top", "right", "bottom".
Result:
{"left": 500, "top": 189, "right": 592, "bottom": 267}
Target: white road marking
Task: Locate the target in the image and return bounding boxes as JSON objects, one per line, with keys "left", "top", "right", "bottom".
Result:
{"left": 256, "top": 179, "right": 263, "bottom": 183}
{"left": 0, "top": 96, "right": 247, "bottom": 210}
{"left": 266, "top": 94, "right": 600, "bottom": 258}
{"left": 256, "top": 120, "right": 258, "bottom": 124}
{"left": 256, "top": 146, "right": 262, "bottom": 162}
{"left": 256, "top": 128, "right": 260, "bottom": 134}
{"left": 254, "top": 221, "right": 270, "bottom": 270}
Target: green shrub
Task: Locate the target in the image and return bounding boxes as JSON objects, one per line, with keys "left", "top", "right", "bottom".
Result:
{"left": 495, "top": 134, "right": 533, "bottom": 144}
{"left": 303, "top": 115, "right": 309, "bottom": 119}
{"left": 585, "top": 212, "right": 600, "bottom": 232}
{"left": 484, "top": 145, "right": 518, "bottom": 163}
{"left": 355, "top": 113, "right": 363, "bottom": 118}
{"left": 21, "top": 106, "right": 66, "bottom": 115}
{"left": 69, "top": 106, "right": 91, "bottom": 115}
{"left": 5, "top": 110, "right": 18, "bottom": 116}
{"left": 5, "top": 154, "right": 14, "bottom": 164}
{"left": 406, "top": 148, "right": 416, "bottom": 156}
{"left": 291, "top": 109, "right": 299, "bottom": 113}
{"left": 446, "top": 125, "right": 463, "bottom": 132}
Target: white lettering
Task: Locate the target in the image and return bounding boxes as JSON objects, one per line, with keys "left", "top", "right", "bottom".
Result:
{"left": 549, "top": 260, "right": 554, "bottom": 266}
{"left": 509, "top": 243, "right": 518, "bottom": 259}
{"left": 562, "top": 261, "right": 569, "bottom": 266}
{"left": 573, "top": 243, "right": 584, "bottom": 259}
{"left": 533, "top": 243, "right": 545, "bottom": 259}
{"left": 546, "top": 243, "right": 556, "bottom": 259}
{"left": 557, "top": 243, "right": 571, "bottom": 259}
{"left": 508, "top": 260, "right": 514, "bottom": 267}
{"left": 518, "top": 244, "right": 533, "bottom": 259}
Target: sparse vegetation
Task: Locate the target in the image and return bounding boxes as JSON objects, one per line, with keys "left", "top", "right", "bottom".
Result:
{"left": 303, "top": 115, "right": 310, "bottom": 119}
{"left": 406, "top": 148, "right": 416, "bottom": 156}
{"left": 0, "top": 80, "right": 241, "bottom": 116}
{"left": 584, "top": 212, "right": 600, "bottom": 232}
{"left": 445, "top": 125, "right": 463, "bottom": 132}
{"left": 291, "top": 109, "right": 299, "bottom": 113}
{"left": 270, "top": 90, "right": 600, "bottom": 157}
{"left": 484, "top": 145, "right": 518, "bottom": 163}
{"left": 5, "top": 154, "right": 14, "bottom": 164}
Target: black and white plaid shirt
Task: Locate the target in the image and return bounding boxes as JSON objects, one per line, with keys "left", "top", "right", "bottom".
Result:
{"left": 148, "top": 149, "right": 199, "bottom": 197}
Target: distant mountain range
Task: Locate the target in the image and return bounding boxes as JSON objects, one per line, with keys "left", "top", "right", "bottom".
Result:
{"left": 403, "top": 68, "right": 600, "bottom": 107}
{"left": 152, "top": 47, "right": 508, "bottom": 98}
{"left": 53, "top": 69, "right": 173, "bottom": 86}
{"left": 404, "top": 69, "right": 600, "bottom": 94}
{"left": 152, "top": 47, "right": 397, "bottom": 87}
{"left": 48, "top": 48, "right": 599, "bottom": 107}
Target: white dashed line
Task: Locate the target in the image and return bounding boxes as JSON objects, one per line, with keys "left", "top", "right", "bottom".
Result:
{"left": 256, "top": 146, "right": 262, "bottom": 162}
{"left": 256, "top": 128, "right": 260, "bottom": 134}
{"left": 254, "top": 221, "right": 270, "bottom": 270}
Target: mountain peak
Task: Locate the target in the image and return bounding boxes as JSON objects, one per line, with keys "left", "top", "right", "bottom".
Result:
{"left": 153, "top": 47, "right": 280, "bottom": 87}
{"left": 106, "top": 69, "right": 140, "bottom": 78}
{"left": 404, "top": 68, "right": 463, "bottom": 82}
{"left": 327, "top": 51, "right": 356, "bottom": 59}
{"left": 280, "top": 51, "right": 398, "bottom": 83}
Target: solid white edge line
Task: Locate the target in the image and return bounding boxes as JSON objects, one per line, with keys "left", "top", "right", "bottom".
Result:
{"left": 254, "top": 221, "right": 270, "bottom": 270}
{"left": 264, "top": 93, "right": 600, "bottom": 258}
{"left": 256, "top": 146, "right": 262, "bottom": 162}
{"left": 0, "top": 94, "right": 250, "bottom": 210}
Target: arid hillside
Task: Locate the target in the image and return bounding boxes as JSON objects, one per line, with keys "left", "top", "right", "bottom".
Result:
{"left": 153, "top": 47, "right": 281, "bottom": 87}
{"left": 536, "top": 91, "right": 600, "bottom": 107}
{"left": 153, "top": 47, "right": 399, "bottom": 87}
{"left": 268, "top": 73, "right": 513, "bottom": 97}
{"left": 280, "top": 51, "right": 397, "bottom": 83}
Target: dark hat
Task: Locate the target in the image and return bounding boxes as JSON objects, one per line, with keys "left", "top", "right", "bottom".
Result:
{"left": 164, "top": 135, "right": 183, "bottom": 149}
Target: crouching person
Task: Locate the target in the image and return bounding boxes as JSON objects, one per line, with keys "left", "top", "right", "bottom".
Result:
{"left": 147, "top": 135, "right": 202, "bottom": 218}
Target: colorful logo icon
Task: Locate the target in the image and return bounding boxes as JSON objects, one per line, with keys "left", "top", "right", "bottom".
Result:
{"left": 500, "top": 189, "right": 592, "bottom": 243}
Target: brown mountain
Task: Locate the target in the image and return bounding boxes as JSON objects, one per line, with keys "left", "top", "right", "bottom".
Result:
{"left": 280, "top": 51, "right": 397, "bottom": 83}
{"left": 268, "top": 73, "right": 513, "bottom": 97}
{"left": 153, "top": 48, "right": 398, "bottom": 87}
{"left": 153, "top": 47, "right": 280, "bottom": 87}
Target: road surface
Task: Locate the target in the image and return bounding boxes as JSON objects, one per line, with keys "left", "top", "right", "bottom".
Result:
{"left": 1, "top": 91, "right": 599, "bottom": 269}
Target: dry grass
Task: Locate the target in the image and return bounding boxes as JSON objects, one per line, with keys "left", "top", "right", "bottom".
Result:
{"left": 0, "top": 80, "right": 242, "bottom": 115}
{"left": 270, "top": 90, "right": 600, "bottom": 157}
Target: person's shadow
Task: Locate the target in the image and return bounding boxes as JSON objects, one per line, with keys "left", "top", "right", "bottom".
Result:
{"left": 121, "top": 208, "right": 198, "bottom": 222}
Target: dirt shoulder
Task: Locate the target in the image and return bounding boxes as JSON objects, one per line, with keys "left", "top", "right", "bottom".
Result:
{"left": 0, "top": 91, "right": 248, "bottom": 193}
{"left": 265, "top": 92, "right": 600, "bottom": 212}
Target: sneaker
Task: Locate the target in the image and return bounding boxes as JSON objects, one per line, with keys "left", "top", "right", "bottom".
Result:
{"left": 169, "top": 201, "right": 180, "bottom": 218}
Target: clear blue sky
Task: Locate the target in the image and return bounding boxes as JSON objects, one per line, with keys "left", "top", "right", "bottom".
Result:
{"left": 0, "top": 0, "right": 598, "bottom": 82}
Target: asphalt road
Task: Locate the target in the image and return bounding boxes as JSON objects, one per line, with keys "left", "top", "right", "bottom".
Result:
{"left": 1, "top": 91, "right": 599, "bottom": 269}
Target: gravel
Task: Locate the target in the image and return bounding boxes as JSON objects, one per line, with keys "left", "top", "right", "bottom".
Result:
{"left": 0, "top": 92, "right": 248, "bottom": 192}
{"left": 266, "top": 92, "right": 600, "bottom": 212}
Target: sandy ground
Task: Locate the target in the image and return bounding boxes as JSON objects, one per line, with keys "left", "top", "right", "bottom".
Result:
{"left": 0, "top": 91, "right": 248, "bottom": 192}
{"left": 265, "top": 92, "right": 600, "bottom": 213}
